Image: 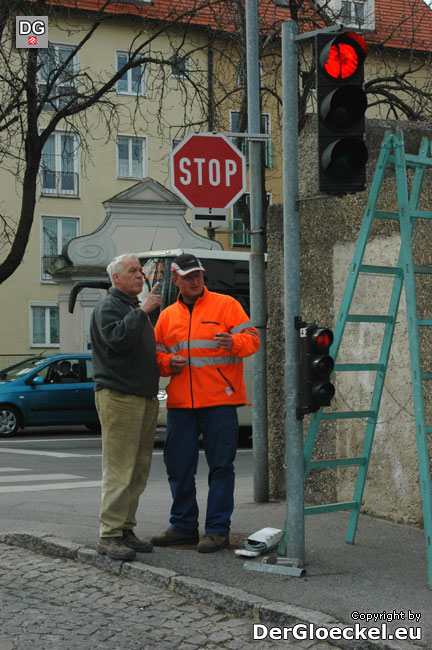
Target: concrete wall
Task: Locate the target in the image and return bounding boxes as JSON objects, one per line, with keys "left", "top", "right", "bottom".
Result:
{"left": 267, "top": 117, "right": 432, "bottom": 526}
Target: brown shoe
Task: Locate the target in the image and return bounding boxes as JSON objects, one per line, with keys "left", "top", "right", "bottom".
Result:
{"left": 197, "top": 533, "right": 229, "bottom": 553}
{"left": 151, "top": 528, "right": 199, "bottom": 546}
{"left": 122, "top": 529, "right": 153, "bottom": 553}
{"left": 96, "top": 536, "right": 136, "bottom": 561}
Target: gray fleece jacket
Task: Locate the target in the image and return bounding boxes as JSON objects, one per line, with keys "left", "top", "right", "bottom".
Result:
{"left": 90, "top": 287, "right": 159, "bottom": 397}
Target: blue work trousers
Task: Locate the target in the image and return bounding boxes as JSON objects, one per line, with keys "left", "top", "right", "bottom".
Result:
{"left": 164, "top": 405, "right": 238, "bottom": 536}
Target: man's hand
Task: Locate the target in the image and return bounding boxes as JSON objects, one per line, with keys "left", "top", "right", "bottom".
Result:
{"left": 214, "top": 332, "right": 233, "bottom": 351}
{"left": 141, "top": 282, "right": 162, "bottom": 314}
{"left": 170, "top": 355, "right": 188, "bottom": 374}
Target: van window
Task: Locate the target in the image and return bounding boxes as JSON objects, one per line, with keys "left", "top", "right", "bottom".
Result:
{"left": 139, "top": 256, "right": 250, "bottom": 323}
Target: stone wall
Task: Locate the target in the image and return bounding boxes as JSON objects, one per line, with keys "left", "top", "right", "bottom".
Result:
{"left": 267, "top": 118, "right": 432, "bottom": 526}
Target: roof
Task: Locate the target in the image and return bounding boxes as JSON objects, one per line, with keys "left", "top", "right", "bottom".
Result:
{"left": 138, "top": 248, "right": 253, "bottom": 261}
{"left": 46, "top": 0, "right": 288, "bottom": 34}
{"left": 371, "top": 0, "right": 432, "bottom": 52}
{"left": 30, "top": 0, "right": 432, "bottom": 52}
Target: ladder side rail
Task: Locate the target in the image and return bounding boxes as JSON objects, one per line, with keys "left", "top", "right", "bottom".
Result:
{"left": 345, "top": 135, "right": 430, "bottom": 542}
{"left": 330, "top": 131, "right": 397, "bottom": 363}
{"left": 395, "top": 133, "right": 432, "bottom": 588}
{"left": 304, "top": 133, "right": 397, "bottom": 475}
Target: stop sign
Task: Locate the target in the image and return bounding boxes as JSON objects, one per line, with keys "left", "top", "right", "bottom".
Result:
{"left": 170, "top": 133, "right": 246, "bottom": 210}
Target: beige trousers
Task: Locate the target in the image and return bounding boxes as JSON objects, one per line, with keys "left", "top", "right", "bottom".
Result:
{"left": 95, "top": 388, "right": 159, "bottom": 537}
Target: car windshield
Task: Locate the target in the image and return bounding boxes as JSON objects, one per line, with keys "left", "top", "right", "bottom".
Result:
{"left": 139, "top": 256, "right": 251, "bottom": 324}
{"left": 0, "top": 357, "right": 47, "bottom": 381}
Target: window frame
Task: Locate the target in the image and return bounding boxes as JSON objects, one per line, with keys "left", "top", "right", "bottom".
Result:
{"left": 40, "top": 215, "right": 80, "bottom": 283}
{"left": 230, "top": 192, "right": 272, "bottom": 249}
{"left": 341, "top": 0, "right": 365, "bottom": 25}
{"left": 38, "top": 42, "right": 78, "bottom": 110}
{"left": 40, "top": 130, "right": 80, "bottom": 198}
{"left": 115, "top": 50, "right": 146, "bottom": 96}
{"left": 116, "top": 134, "right": 147, "bottom": 179}
{"left": 29, "top": 302, "right": 60, "bottom": 348}
{"left": 230, "top": 110, "right": 272, "bottom": 169}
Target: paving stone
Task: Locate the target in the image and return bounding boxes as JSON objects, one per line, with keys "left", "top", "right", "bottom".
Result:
{"left": 0, "top": 542, "right": 351, "bottom": 650}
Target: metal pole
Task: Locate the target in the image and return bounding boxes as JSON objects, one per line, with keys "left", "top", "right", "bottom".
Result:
{"left": 245, "top": 0, "right": 269, "bottom": 502}
{"left": 281, "top": 20, "right": 305, "bottom": 565}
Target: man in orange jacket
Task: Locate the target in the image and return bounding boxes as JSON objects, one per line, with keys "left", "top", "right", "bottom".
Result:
{"left": 151, "top": 253, "right": 260, "bottom": 553}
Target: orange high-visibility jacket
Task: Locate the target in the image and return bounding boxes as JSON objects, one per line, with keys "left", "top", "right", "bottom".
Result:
{"left": 155, "top": 288, "right": 260, "bottom": 409}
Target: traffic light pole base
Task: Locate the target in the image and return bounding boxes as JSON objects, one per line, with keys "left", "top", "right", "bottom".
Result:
{"left": 243, "top": 556, "right": 306, "bottom": 577}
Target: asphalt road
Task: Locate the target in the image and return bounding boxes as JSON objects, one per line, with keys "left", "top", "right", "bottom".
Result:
{"left": 2, "top": 426, "right": 432, "bottom": 648}
{"left": 0, "top": 425, "right": 254, "bottom": 545}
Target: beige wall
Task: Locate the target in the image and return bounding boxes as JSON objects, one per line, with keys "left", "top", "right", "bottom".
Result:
{"left": 267, "top": 117, "right": 432, "bottom": 526}
{"left": 0, "top": 11, "right": 285, "bottom": 358}
{"left": 0, "top": 13, "right": 210, "bottom": 357}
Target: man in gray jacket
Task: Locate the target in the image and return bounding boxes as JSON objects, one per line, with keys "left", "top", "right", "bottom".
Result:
{"left": 90, "top": 253, "right": 161, "bottom": 560}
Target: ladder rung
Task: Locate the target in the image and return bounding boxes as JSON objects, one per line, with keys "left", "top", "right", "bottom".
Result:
{"left": 321, "top": 411, "right": 376, "bottom": 420}
{"left": 404, "top": 153, "right": 432, "bottom": 167}
{"left": 374, "top": 209, "right": 432, "bottom": 220}
{"left": 389, "top": 153, "right": 432, "bottom": 167}
{"left": 335, "top": 363, "right": 385, "bottom": 371}
{"left": 374, "top": 210, "right": 400, "bottom": 221}
{"left": 307, "top": 457, "right": 366, "bottom": 470}
{"left": 346, "top": 314, "right": 394, "bottom": 323}
{"left": 427, "top": 427, "right": 432, "bottom": 435}
{"left": 418, "top": 319, "right": 432, "bottom": 327}
{"left": 421, "top": 372, "right": 432, "bottom": 380}
{"left": 305, "top": 501, "right": 358, "bottom": 515}
{"left": 359, "top": 264, "right": 402, "bottom": 276}
{"left": 414, "top": 265, "right": 432, "bottom": 276}
{"left": 411, "top": 209, "right": 432, "bottom": 220}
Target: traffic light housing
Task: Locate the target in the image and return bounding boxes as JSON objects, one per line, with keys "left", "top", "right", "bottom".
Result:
{"left": 315, "top": 31, "right": 368, "bottom": 195}
{"left": 297, "top": 319, "right": 335, "bottom": 417}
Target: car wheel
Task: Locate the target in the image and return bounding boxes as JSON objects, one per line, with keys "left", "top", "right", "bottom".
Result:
{"left": 0, "top": 406, "right": 21, "bottom": 437}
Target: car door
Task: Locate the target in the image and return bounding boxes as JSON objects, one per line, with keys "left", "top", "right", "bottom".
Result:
{"left": 25, "top": 357, "right": 89, "bottom": 425}
{"left": 74, "top": 357, "right": 98, "bottom": 420}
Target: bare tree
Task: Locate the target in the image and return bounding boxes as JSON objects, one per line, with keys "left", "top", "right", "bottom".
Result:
{"left": 0, "top": 0, "right": 219, "bottom": 284}
{"left": 0, "top": 0, "right": 430, "bottom": 285}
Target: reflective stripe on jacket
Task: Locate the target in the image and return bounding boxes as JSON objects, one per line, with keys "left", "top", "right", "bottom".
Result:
{"left": 155, "top": 287, "right": 260, "bottom": 409}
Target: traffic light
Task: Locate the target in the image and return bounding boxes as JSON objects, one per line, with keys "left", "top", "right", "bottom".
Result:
{"left": 297, "top": 320, "right": 335, "bottom": 417}
{"left": 315, "top": 31, "right": 368, "bottom": 195}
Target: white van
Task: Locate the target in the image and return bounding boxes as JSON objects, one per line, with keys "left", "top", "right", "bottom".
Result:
{"left": 137, "top": 248, "right": 253, "bottom": 430}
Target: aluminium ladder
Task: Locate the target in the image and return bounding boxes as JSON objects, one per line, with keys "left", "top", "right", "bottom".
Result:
{"left": 302, "top": 129, "right": 432, "bottom": 587}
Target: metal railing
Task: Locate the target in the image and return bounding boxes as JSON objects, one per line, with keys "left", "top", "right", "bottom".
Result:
{"left": 40, "top": 170, "right": 79, "bottom": 197}
{"left": 0, "top": 355, "right": 33, "bottom": 370}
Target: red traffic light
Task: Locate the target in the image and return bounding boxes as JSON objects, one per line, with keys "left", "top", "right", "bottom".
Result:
{"left": 320, "top": 33, "right": 367, "bottom": 82}
{"left": 325, "top": 42, "right": 358, "bottom": 79}
{"left": 311, "top": 328, "right": 334, "bottom": 351}
{"left": 316, "top": 31, "right": 368, "bottom": 194}
{"left": 296, "top": 318, "right": 335, "bottom": 417}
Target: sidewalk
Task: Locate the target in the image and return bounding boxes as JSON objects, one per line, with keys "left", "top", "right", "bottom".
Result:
{"left": 2, "top": 498, "right": 431, "bottom": 650}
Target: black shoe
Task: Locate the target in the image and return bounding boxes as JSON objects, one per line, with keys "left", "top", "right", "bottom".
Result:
{"left": 151, "top": 528, "right": 199, "bottom": 546}
{"left": 96, "top": 536, "right": 136, "bottom": 561}
{"left": 122, "top": 529, "right": 153, "bottom": 553}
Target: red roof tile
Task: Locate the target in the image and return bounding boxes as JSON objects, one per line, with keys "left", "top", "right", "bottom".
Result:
{"left": 371, "top": 0, "right": 432, "bottom": 52}
{"left": 45, "top": 0, "right": 288, "bottom": 33}
{"left": 29, "top": 0, "right": 432, "bottom": 52}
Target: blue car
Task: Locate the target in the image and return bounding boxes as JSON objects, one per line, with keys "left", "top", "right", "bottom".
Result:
{"left": 0, "top": 354, "right": 100, "bottom": 437}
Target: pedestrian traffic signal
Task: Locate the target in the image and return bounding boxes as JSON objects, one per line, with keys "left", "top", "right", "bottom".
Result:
{"left": 315, "top": 31, "right": 368, "bottom": 195}
{"left": 297, "top": 320, "right": 335, "bottom": 417}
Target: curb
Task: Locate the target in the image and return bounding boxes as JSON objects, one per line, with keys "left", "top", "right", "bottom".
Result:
{"left": 0, "top": 532, "right": 422, "bottom": 650}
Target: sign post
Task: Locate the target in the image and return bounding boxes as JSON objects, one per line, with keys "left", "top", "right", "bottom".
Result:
{"left": 170, "top": 132, "right": 246, "bottom": 227}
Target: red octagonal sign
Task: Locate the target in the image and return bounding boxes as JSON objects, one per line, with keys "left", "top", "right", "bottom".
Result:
{"left": 170, "top": 132, "right": 246, "bottom": 210}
